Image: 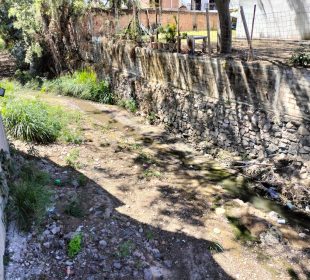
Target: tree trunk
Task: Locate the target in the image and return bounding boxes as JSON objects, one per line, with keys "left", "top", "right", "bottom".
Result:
{"left": 215, "top": 0, "right": 232, "bottom": 53}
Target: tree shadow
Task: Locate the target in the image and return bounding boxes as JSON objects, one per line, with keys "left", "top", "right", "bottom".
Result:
{"left": 5, "top": 148, "right": 235, "bottom": 280}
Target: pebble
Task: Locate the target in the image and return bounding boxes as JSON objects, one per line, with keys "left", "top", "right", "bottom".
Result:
{"left": 213, "top": 228, "right": 221, "bottom": 234}
{"left": 299, "top": 233, "right": 306, "bottom": 238}
{"left": 99, "top": 240, "right": 107, "bottom": 247}
{"left": 113, "top": 262, "right": 122, "bottom": 269}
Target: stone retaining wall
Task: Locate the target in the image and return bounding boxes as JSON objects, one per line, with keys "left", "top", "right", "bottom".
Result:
{"left": 92, "top": 39, "right": 310, "bottom": 159}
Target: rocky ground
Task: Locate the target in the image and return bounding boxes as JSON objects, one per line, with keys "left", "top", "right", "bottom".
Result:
{"left": 4, "top": 94, "right": 310, "bottom": 280}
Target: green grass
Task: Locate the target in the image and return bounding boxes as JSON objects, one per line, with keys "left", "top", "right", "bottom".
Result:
{"left": 2, "top": 99, "right": 63, "bottom": 143}
{"left": 68, "top": 233, "right": 82, "bottom": 258}
{"left": 9, "top": 163, "right": 52, "bottom": 231}
{"left": 42, "top": 69, "right": 114, "bottom": 104}
{"left": 0, "top": 79, "right": 83, "bottom": 144}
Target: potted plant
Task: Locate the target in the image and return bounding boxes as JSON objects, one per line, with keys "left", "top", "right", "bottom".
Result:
{"left": 163, "top": 23, "right": 177, "bottom": 52}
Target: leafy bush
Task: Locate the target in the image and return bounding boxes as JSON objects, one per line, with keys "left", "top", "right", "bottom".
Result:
{"left": 68, "top": 233, "right": 82, "bottom": 258}
{"left": 43, "top": 69, "right": 114, "bottom": 104}
{"left": 9, "top": 164, "right": 52, "bottom": 231}
{"left": 2, "top": 99, "right": 63, "bottom": 143}
{"left": 290, "top": 50, "right": 310, "bottom": 67}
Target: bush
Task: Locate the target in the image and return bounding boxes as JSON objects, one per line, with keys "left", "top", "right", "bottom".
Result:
{"left": 68, "top": 233, "right": 82, "bottom": 258}
{"left": 0, "top": 37, "right": 5, "bottom": 50}
{"left": 2, "top": 99, "right": 63, "bottom": 143}
{"left": 43, "top": 69, "right": 114, "bottom": 104}
{"left": 9, "top": 164, "right": 51, "bottom": 231}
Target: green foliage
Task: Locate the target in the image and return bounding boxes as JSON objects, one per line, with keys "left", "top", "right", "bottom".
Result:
{"left": 65, "top": 149, "right": 81, "bottom": 169}
{"left": 290, "top": 50, "right": 310, "bottom": 67}
{"left": 117, "top": 98, "right": 137, "bottom": 113}
{"left": 60, "top": 128, "right": 83, "bottom": 144}
{"left": 68, "top": 233, "right": 82, "bottom": 258}
{"left": 159, "top": 18, "right": 177, "bottom": 43}
{"left": 117, "top": 240, "right": 135, "bottom": 258}
{"left": 77, "top": 173, "right": 88, "bottom": 187}
{"left": 43, "top": 69, "right": 114, "bottom": 104}
{"left": 0, "top": 37, "right": 5, "bottom": 50}
{"left": 226, "top": 216, "right": 257, "bottom": 243}
{"left": 143, "top": 168, "right": 161, "bottom": 179}
{"left": 9, "top": 163, "right": 52, "bottom": 231}
{"left": 2, "top": 99, "right": 63, "bottom": 143}
{"left": 65, "top": 196, "right": 84, "bottom": 218}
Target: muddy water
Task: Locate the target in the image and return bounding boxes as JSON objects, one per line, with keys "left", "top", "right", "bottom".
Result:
{"left": 42, "top": 94, "right": 310, "bottom": 229}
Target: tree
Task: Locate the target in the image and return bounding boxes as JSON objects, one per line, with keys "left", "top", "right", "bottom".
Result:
{"left": 215, "top": 0, "right": 232, "bottom": 53}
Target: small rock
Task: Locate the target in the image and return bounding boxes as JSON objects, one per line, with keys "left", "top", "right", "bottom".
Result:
{"left": 43, "top": 242, "right": 51, "bottom": 249}
{"left": 51, "top": 227, "right": 60, "bottom": 235}
{"left": 299, "top": 233, "right": 306, "bottom": 238}
{"left": 268, "top": 211, "right": 279, "bottom": 221}
{"left": 213, "top": 228, "right": 221, "bottom": 234}
{"left": 113, "top": 262, "right": 122, "bottom": 270}
{"left": 144, "top": 266, "right": 163, "bottom": 280}
{"left": 215, "top": 208, "right": 225, "bottom": 215}
{"left": 99, "top": 240, "right": 107, "bottom": 247}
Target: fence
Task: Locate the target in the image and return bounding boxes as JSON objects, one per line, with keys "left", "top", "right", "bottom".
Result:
{"left": 85, "top": 2, "right": 310, "bottom": 64}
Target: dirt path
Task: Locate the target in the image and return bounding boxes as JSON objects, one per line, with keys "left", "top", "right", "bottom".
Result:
{"left": 6, "top": 94, "right": 310, "bottom": 280}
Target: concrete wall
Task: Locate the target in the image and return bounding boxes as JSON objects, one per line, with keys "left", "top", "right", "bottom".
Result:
{"left": 0, "top": 115, "right": 9, "bottom": 280}
{"left": 90, "top": 39, "right": 310, "bottom": 160}
{"left": 236, "top": 0, "right": 310, "bottom": 40}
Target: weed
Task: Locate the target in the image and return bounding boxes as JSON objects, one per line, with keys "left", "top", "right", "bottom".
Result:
{"left": 9, "top": 164, "right": 52, "bottom": 231}
{"left": 208, "top": 242, "right": 224, "bottom": 253}
{"left": 77, "top": 174, "right": 88, "bottom": 187}
{"left": 143, "top": 168, "right": 161, "bottom": 179}
{"left": 289, "top": 49, "right": 310, "bottom": 68}
{"left": 43, "top": 69, "right": 114, "bottom": 104}
{"left": 68, "top": 233, "right": 82, "bottom": 258}
{"left": 226, "top": 216, "right": 257, "bottom": 243}
{"left": 117, "top": 240, "right": 135, "bottom": 258}
{"left": 64, "top": 196, "right": 84, "bottom": 218}
{"left": 147, "top": 112, "right": 157, "bottom": 125}
{"left": 60, "top": 128, "right": 83, "bottom": 144}
{"left": 65, "top": 149, "right": 81, "bottom": 169}
{"left": 136, "top": 151, "right": 156, "bottom": 165}
{"left": 117, "top": 98, "right": 138, "bottom": 113}
{"left": 2, "top": 99, "right": 63, "bottom": 143}
{"left": 145, "top": 230, "right": 154, "bottom": 241}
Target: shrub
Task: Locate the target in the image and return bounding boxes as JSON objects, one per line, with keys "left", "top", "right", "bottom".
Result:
{"left": 9, "top": 164, "right": 52, "bottom": 231}
{"left": 43, "top": 69, "right": 114, "bottom": 104}
{"left": 0, "top": 37, "right": 5, "bottom": 50}
{"left": 2, "top": 99, "right": 63, "bottom": 143}
{"left": 68, "top": 233, "right": 82, "bottom": 258}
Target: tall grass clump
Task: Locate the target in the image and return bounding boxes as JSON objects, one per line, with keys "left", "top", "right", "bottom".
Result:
{"left": 43, "top": 68, "right": 114, "bottom": 104}
{"left": 9, "top": 163, "right": 52, "bottom": 231}
{"left": 2, "top": 99, "right": 63, "bottom": 143}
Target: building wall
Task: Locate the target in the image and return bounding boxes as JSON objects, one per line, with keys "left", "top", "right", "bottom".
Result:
{"left": 236, "top": 0, "right": 310, "bottom": 40}
{"left": 89, "top": 40, "right": 310, "bottom": 160}
{"left": 91, "top": 10, "right": 219, "bottom": 33}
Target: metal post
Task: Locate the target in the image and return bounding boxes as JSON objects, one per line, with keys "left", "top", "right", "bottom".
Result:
{"left": 240, "top": 6, "right": 254, "bottom": 61}
{"left": 206, "top": 5, "right": 212, "bottom": 54}
{"left": 251, "top": 4, "right": 257, "bottom": 40}
{"left": 177, "top": 7, "right": 180, "bottom": 53}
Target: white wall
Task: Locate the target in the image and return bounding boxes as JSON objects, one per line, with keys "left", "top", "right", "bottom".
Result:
{"left": 236, "top": 0, "right": 310, "bottom": 40}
